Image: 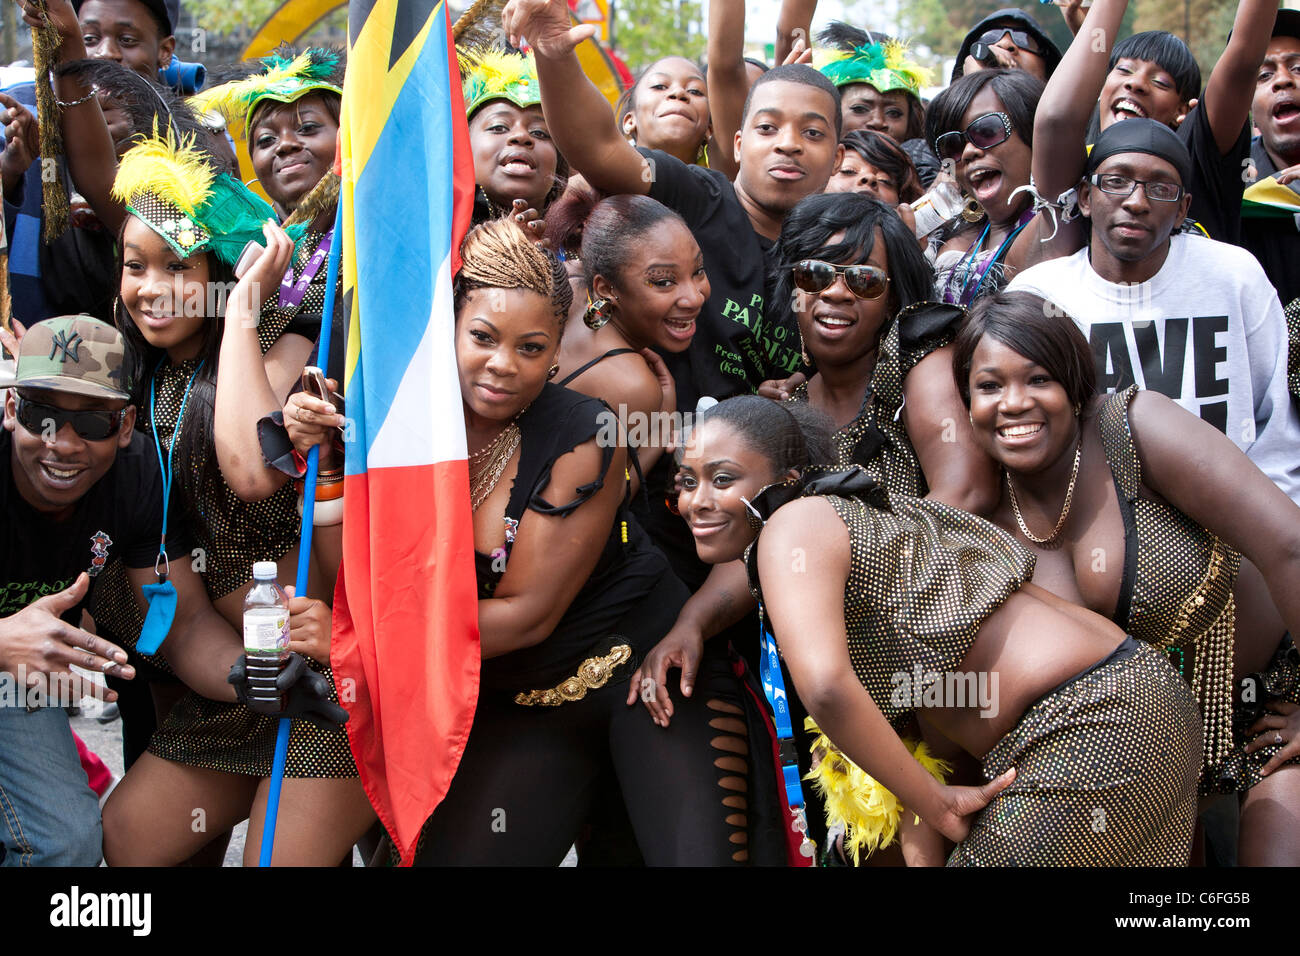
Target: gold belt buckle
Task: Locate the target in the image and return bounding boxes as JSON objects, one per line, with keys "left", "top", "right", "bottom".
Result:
{"left": 514, "top": 644, "right": 633, "bottom": 707}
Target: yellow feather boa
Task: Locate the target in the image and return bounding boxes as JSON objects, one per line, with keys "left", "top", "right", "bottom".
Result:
{"left": 804, "top": 717, "right": 950, "bottom": 864}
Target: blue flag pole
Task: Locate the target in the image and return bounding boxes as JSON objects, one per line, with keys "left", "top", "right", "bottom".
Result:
{"left": 259, "top": 199, "right": 346, "bottom": 867}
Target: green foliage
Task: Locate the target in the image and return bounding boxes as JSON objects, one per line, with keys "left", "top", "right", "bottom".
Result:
{"left": 613, "top": 0, "right": 705, "bottom": 72}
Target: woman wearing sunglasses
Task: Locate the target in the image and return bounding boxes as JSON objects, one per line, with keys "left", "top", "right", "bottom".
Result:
{"left": 772, "top": 192, "right": 999, "bottom": 513}
{"left": 925, "top": 70, "right": 1083, "bottom": 307}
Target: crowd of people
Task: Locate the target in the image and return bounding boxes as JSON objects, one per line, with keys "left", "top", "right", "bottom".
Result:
{"left": 1, "top": 0, "right": 1299, "bottom": 868}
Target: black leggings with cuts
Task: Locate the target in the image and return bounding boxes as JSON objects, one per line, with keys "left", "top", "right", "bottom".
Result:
{"left": 415, "top": 649, "right": 752, "bottom": 865}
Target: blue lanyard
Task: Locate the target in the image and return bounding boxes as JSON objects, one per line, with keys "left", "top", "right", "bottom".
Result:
{"left": 759, "top": 607, "right": 816, "bottom": 859}
{"left": 149, "top": 357, "right": 205, "bottom": 574}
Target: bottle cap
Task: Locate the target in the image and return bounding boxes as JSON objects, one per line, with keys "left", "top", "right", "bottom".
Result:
{"left": 252, "top": 560, "right": 277, "bottom": 579}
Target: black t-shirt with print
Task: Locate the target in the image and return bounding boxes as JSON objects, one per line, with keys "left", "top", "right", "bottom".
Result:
{"left": 1180, "top": 102, "right": 1249, "bottom": 245}
{"left": 639, "top": 148, "right": 802, "bottom": 412}
{"left": 0, "top": 429, "right": 187, "bottom": 625}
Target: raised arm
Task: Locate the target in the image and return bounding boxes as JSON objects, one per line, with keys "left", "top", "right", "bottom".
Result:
{"left": 903, "top": 344, "right": 1001, "bottom": 515}
{"left": 213, "top": 221, "right": 315, "bottom": 501}
{"left": 707, "top": 0, "right": 750, "bottom": 177}
{"left": 1033, "top": 0, "right": 1130, "bottom": 200}
{"left": 758, "top": 497, "right": 1014, "bottom": 842}
{"left": 18, "top": 0, "right": 124, "bottom": 232}
{"left": 774, "top": 0, "right": 818, "bottom": 65}
{"left": 503, "top": 0, "right": 651, "bottom": 195}
{"left": 1201, "top": 0, "right": 1278, "bottom": 155}
{"left": 1132, "top": 389, "right": 1300, "bottom": 639}
{"left": 478, "top": 436, "right": 628, "bottom": 656}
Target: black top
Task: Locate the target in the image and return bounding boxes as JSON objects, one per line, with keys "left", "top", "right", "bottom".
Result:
{"left": 639, "top": 147, "right": 802, "bottom": 412}
{"left": 475, "top": 383, "right": 685, "bottom": 692}
{"left": 557, "top": 348, "right": 636, "bottom": 387}
{"left": 1241, "top": 138, "right": 1300, "bottom": 306}
{"left": 1180, "top": 102, "right": 1249, "bottom": 245}
{"left": 0, "top": 429, "right": 189, "bottom": 624}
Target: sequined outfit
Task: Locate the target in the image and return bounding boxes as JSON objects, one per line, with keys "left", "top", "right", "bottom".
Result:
{"left": 746, "top": 468, "right": 1201, "bottom": 865}
{"left": 91, "top": 294, "right": 354, "bottom": 778}
{"left": 1218, "top": 632, "right": 1300, "bottom": 792}
{"left": 1097, "top": 387, "right": 1245, "bottom": 787}
{"left": 1285, "top": 296, "right": 1300, "bottom": 406}
{"left": 786, "top": 302, "right": 965, "bottom": 497}
{"left": 951, "top": 636, "right": 1202, "bottom": 866}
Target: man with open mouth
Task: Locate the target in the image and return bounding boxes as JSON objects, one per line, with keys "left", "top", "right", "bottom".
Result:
{"left": 1241, "top": 9, "right": 1300, "bottom": 306}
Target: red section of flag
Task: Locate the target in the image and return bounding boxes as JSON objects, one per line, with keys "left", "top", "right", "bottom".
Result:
{"left": 332, "top": 460, "right": 479, "bottom": 865}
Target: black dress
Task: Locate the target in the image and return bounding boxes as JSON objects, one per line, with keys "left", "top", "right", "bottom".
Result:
{"left": 415, "top": 385, "right": 770, "bottom": 865}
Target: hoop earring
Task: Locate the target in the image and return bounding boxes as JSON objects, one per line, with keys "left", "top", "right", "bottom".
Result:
{"left": 584, "top": 297, "right": 611, "bottom": 331}
{"left": 695, "top": 141, "right": 709, "bottom": 167}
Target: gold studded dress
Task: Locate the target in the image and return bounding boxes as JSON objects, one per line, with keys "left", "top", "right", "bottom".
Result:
{"left": 746, "top": 467, "right": 1201, "bottom": 865}
{"left": 90, "top": 297, "right": 355, "bottom": 778}
{"left": 1097, "top": 386, "right": 1250, "bottom": 789}
{"left": 786, "top": 302, "right": 966, "bottom": 496}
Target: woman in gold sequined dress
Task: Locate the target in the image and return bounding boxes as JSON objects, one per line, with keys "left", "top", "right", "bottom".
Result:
{"left": 952, "top": 291, "right": 1300, "bottom": 865}
{"left": 678, "top": 394, "right": 1204, "bottom": 865}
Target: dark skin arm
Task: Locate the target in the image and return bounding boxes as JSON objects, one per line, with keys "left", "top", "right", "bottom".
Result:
{"left": 1129, "top": 389, "right": 1300, "bottom": 640}
{"left": 16, "top": 0, "right": 124, "bottom": 232}
{"left": 627, "top": 557, "right": 755, "bottom": 724}
{"left": 706, "top": 0, "right": 749, "bottom": 178}
{"left": 503, "top": 0, "right": 653, "bottom": 197}
{"left": 478, "top": 436, "right": 628, "bottom": 656}
{"left": 774, "top": 0, "right": 818, "bottom": 65}
{"left": 1201, "top": 0, "right": 1278, "bottom": 155}
{"left": 757, "top": 496, "right": 1015, "bottom": 842}
{"left": 0, "top": 91, "right": 37, "bottom": 203}
{"left": 127, "top": 562, "right": 242, "bottom": 703}
{"left": 1032, "top": 0, "right": 1131, "bottom": 201}
{"left": 903, "top": 343, "right": 1000, "bottom": 514}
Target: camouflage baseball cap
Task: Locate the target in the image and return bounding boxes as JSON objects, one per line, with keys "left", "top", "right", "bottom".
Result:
{"left": 0, "top": 316, "right": 132, "bottom": 400}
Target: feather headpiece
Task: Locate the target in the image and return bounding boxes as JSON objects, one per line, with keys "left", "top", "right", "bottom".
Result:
{"left": 815, "top": 34, "right": 931, "bottom": 97}
{"left": 190, "top": 47, "right": 343, "bottom": 133}
{"left": 112, "top": 127, "right": 304, "bottom": 265}
{"left": 459, "top": 47, "right": 542, "bottom": 118}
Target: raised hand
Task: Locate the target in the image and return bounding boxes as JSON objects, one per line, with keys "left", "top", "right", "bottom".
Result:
{"left": 0, "top": 573, "right": 136, "bottom": 703}
{"left": 502, "top": 0, "right": 596, "bottom": 59}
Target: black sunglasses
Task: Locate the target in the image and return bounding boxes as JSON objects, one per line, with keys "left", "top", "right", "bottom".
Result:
{"left": 934, "top": 111, "right": 1014, "bottom": 162}
{"left": 977, "top": 28, "right": 1042, "bottom": 55}
{"left": 792, "top": 260, "right": 890, "bottom": 299}
{"left": 16, "top": 397, "right": 125, "bottom": 441}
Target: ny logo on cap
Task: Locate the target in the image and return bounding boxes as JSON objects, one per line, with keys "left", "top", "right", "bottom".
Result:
{"left": 49, "top": 330, "right": 83, "bottom": 364}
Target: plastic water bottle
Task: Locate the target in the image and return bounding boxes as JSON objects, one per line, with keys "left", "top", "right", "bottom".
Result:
{"left": 243, "top": 561, "right": 290, "bottom": 712}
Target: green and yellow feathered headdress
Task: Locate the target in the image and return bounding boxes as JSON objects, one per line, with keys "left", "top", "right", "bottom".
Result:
{"left": 459, "top": 48, "right": 542, "bottom": 119}
{"left": 112, "top": 129, "right": 304, "bottom": 265}
{"left": 815, "top": 39, "right": 931, "bottom": 98}
{"left": 190, "top": 48, "right": 343, "bottom": 133}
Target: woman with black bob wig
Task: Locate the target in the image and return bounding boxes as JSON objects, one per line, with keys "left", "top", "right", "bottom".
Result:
{"left": 951, "top": 290, "right": 1300, "bottom": 865}
{"left": 769, "top": 191, "right": 999, "bottom": 514}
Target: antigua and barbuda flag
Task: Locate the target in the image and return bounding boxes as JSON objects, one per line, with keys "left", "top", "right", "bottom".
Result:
{"left": 330, "top": 0, "right": 478, "bottom": 865}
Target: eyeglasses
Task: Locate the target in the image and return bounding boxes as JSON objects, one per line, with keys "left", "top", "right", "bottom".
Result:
{"left": 1089, "top": 173, "right": 1184, "bottom": 203}
{"left": 977, "top": 28, "right": 1042, "bottom": 55}
{"left": 16, "top": 397, "right": 125, "bottom": 441}
{"left": 934, "top": 112, "right": 1014, "bottom": 163}
{"left": 792, "top": 260, "right": 890, "bottom": 299}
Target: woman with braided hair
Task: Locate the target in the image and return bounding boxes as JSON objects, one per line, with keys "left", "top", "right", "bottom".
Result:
{"left": 381, "top": 216, "right": 767, "bottom": 864}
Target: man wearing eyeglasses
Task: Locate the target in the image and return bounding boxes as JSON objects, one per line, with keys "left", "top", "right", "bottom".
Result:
{"left": 0, "top": 315, "right": 243, "bottom": 866}
{"left": 952, "top": 9, "right": 1063, "bottom": 83}
{"left": 1008, "top": 119, "right": 1300, "bottom": 504}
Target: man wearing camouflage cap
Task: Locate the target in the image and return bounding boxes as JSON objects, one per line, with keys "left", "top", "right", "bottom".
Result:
{"left": 0, "top": 315, "right": 236, "bottom": 866}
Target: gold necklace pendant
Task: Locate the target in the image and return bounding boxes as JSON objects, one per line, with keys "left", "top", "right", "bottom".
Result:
{"left": 1005, "top": 438, "right": 1082, "bottom": 546}
{"left": 469, "top": 421, "right": 521, "bottom": 512}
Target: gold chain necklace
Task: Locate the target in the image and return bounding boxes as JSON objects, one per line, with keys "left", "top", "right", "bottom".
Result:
{"left": 469, "top": 421, "right": 521, "bottom": 512}
{"left": 1005, "top": 437, "right": 1082, "bottom": 545}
